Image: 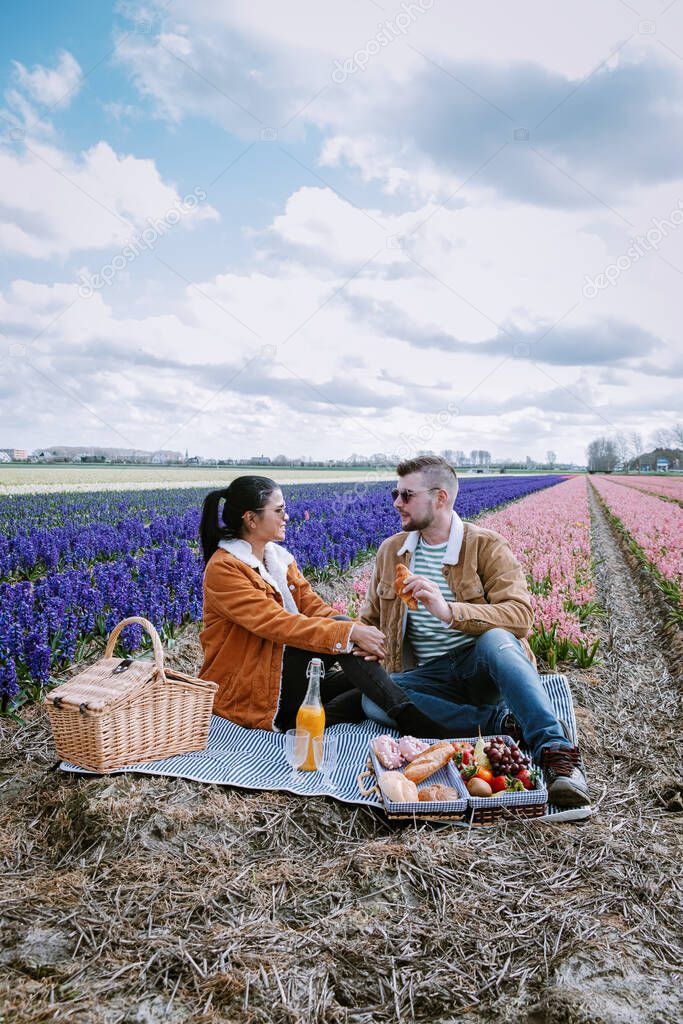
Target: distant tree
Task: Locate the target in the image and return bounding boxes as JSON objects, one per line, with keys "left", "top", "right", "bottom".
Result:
{"left": 614, "top": 433, "right": 632, "bottom": 471}
{"left": 586, "top": 436, "right": 619, "bottom": 472}
{"left": 655, "top": 423, "right": 683, "bottom": 449}
{"left": 546, "top": 450, "right": 557, "bottom": 468}
{"left": 651, "top": 428, "right": 674, "bottom": 450}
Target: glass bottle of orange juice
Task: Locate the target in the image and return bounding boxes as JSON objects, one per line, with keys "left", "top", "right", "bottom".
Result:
{"left": 296, "top": 658, "right": 325, "bottom": 771}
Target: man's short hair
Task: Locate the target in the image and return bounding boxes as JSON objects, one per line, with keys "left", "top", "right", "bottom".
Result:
{"left": 396, "top": 455, "right": 458, "bottom": 501}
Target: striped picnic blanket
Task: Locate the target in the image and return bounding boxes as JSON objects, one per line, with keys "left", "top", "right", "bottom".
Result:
{"left": 60, "top": 673, "right": 591, "bottom": 823}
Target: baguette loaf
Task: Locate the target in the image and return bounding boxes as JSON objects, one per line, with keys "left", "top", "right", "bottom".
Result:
{"left": 403, "top": 741, "right": 454, "bottom": 783}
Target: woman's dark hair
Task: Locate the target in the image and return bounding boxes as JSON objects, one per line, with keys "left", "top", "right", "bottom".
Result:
{"left": 199, "top": 476, "right": 279, "bottom": 565}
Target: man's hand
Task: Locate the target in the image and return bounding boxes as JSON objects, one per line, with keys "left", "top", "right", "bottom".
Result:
{"left": 402, "top": 573, "right": 451, "bottom": 623}
{"left": 349, "top": 623, "right": 386, "bottom": 659}
{"left": 352, "top": 647, "right": 381, "bottom": 662}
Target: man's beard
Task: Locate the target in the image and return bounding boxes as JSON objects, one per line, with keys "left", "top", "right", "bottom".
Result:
{"left": 402, "top": 509, "right": 434, "bottom": 532}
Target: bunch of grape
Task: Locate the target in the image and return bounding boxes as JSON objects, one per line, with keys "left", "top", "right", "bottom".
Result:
{"left": 484, "top": 737, "right": 530, "bottom": 777}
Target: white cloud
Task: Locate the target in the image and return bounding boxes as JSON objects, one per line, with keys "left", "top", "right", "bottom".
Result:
{"left": 0, "top": 140, "right": 219, "bottom": 259}
{"left": 114, "top": 1, "right": 683, "bottom": 206}
{"left": 1, "top": 51, "right": 83, "bottom": 140}
{"left": 12, "top": 50, "right": 82, "bottom": 109}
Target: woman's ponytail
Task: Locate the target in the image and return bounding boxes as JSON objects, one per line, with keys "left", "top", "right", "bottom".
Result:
{"left": 199, "top": 488, "right": 230, "bottom": 565}
{"left": 199, "top": 476, "right": 279, "bottom": 565}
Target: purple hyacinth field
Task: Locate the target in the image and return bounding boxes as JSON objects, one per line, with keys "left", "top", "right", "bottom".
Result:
{"left": 0, "top": 475, "right": 567, "bottom": 711}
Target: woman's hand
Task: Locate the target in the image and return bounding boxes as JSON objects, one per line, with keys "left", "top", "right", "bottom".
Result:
{"left": 349, "top": 623, "right": 386, "bottom": 660}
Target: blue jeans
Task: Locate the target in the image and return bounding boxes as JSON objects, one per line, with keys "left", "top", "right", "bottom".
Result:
{"left": 362, "top": 628, "right": 569, "bottom": 762}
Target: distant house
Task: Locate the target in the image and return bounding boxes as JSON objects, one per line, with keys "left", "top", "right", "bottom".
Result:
{"left": 630, "top": 447, "right": 682, "bottom": 473}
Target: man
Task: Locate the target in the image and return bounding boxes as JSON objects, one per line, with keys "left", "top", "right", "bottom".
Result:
{"left": 358, "top": 455, "right": 590, "bottom": 807}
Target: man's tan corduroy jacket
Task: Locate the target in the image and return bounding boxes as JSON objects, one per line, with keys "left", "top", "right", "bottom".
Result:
{"left": 359, "top": 517, "right": 537, "bottom": 673}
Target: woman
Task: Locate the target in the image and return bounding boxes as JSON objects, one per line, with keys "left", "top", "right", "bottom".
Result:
{"left": 198, "top": 476, "right": 441, "bottom": 734}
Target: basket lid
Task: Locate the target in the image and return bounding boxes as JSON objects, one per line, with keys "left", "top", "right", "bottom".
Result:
{"left": 47, "top": 657, "right": 161, "bottom": 712}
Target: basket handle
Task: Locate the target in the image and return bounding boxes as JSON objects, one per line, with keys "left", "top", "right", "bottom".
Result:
{"left": 104, "top": 616, "right": 165, "bottom": 672}
{"left": 357, "top": 759, "right": 381, "bottom": 799}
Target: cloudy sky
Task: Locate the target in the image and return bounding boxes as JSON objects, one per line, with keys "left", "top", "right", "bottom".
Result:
{"left": 1, "top": 0, "right": 681, "bottom": 463}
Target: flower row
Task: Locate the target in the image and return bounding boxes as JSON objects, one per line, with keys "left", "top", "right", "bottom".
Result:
{"left": 476, "top": 476, "right": 598, "bottom": 666}
{"left": 599, "top": 474, "right": 683, "bottom": 504}
{"left": 591, "top": 476, "right": 682, "bottom": 605}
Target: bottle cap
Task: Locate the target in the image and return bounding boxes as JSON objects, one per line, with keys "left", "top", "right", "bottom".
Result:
{"left": 306, "top": 657, "right": 325, "bottom": 678}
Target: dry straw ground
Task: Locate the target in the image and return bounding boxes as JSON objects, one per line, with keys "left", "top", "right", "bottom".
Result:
{"left": 1, "top": 490, "right": 681, "bottom": 1023}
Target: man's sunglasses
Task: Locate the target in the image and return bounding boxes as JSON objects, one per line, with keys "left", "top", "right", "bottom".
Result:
{"left": 391, "top": 487, "right": 440, "bottom": 503}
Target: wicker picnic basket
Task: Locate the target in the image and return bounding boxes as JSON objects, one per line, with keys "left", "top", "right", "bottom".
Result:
{"left": 357, "top": 735, "right": 548, "bottom": 826}
{"left": 459, "top": 734, "right": 548, "bottom": 825}
{"left": 46, "top": 617, "right": 218, "bottom": 773}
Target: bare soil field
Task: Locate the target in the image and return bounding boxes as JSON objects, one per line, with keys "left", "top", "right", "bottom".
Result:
{"left": 1, "top": 495, "right": 681, "bottom": 1023}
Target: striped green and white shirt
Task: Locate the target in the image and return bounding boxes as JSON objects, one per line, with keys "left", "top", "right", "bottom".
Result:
{"left": 406, "top": 537, "right": 475, "bottom": 665}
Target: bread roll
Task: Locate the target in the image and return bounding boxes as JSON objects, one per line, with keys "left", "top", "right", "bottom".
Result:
{"left": 378, "top": 771, "right": 419, "bottom": 803}
{"left": 418, "top": 784, "right": 462, "bottom": 802}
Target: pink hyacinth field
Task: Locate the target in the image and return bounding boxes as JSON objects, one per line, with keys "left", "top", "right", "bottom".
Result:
{"left": 591, "top": 475, "right": 683, "bottom": 621}
{"left": 604, "top": 474, "right": 683, "bottom": 504}
{"left": 477, "top": 475, "right": 599, "bottom": 666}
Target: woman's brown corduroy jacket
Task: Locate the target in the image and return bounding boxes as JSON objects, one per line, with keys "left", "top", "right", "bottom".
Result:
{"left": 199, "top": 544, "right": 354, "bottom": 729}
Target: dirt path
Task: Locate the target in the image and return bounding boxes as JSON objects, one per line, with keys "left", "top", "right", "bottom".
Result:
{"left": 1, "top": 494, "right": 681, "bottom": 1023}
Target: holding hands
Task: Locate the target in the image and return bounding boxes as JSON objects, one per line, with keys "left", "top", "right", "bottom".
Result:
{"left": 349, "top": 623, "right": 386, "bottom": 661}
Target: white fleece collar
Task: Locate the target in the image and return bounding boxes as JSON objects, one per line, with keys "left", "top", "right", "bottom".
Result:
{"left": 396, "top": 510, "right": 464, "bottom": 565}
{"left": 218, "top": 538, "right": 298, "bottom": 614}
